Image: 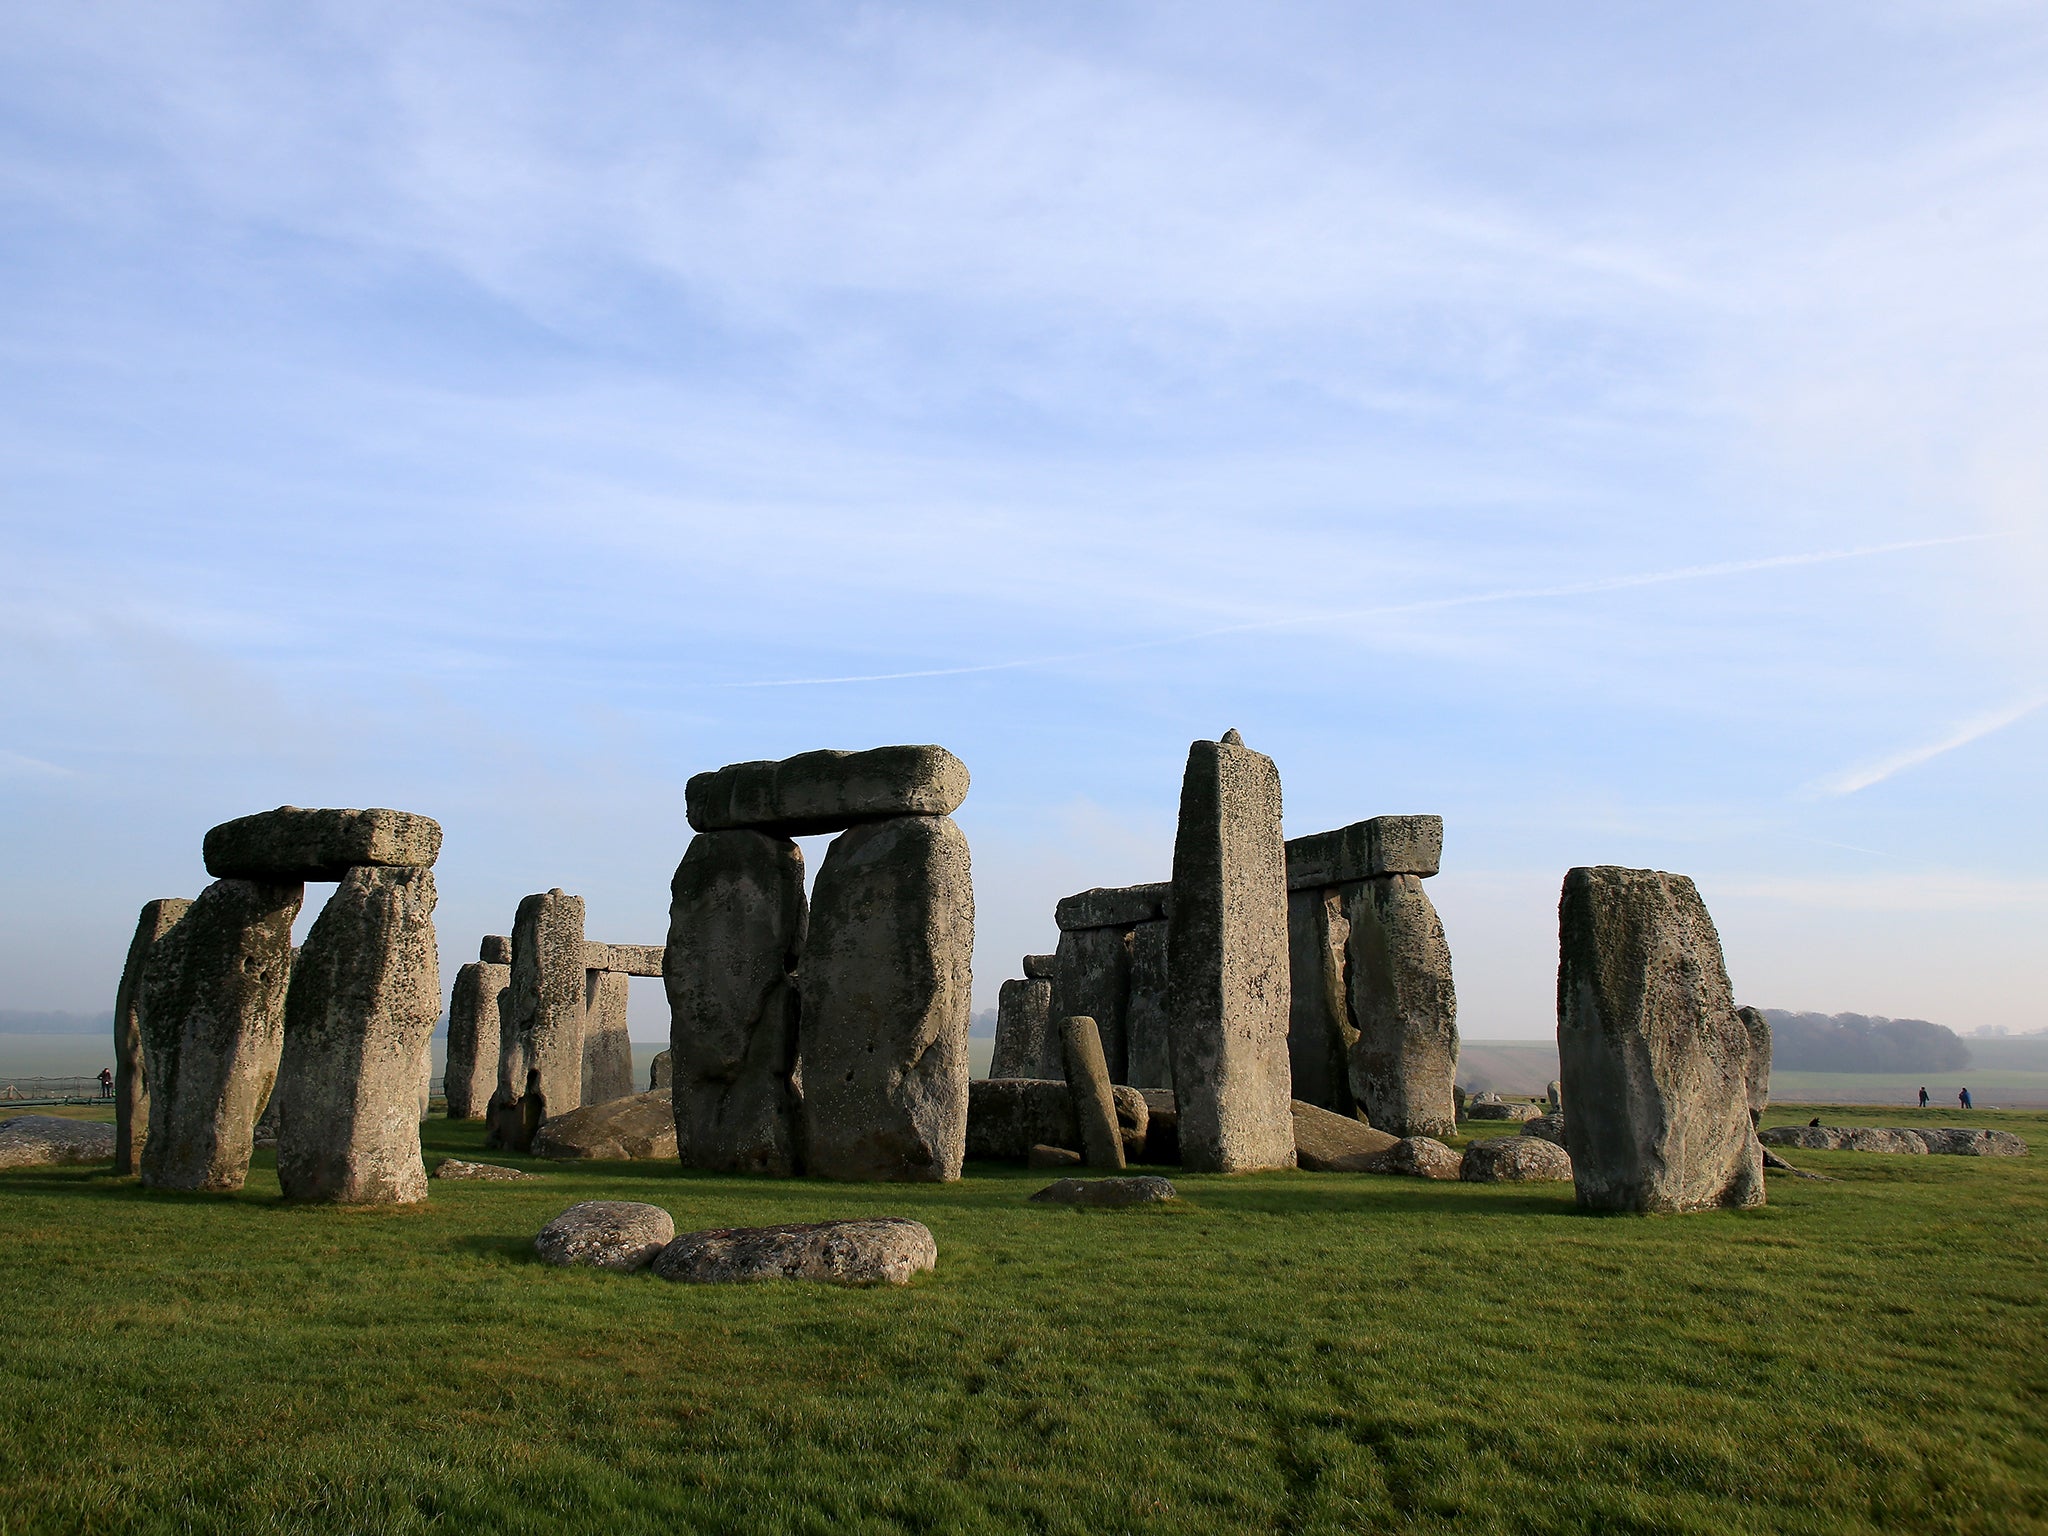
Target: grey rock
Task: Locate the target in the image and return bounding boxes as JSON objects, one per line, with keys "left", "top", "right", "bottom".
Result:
{"left": 0, "top": 1115, "right": 118, "bottom": 1170}
{"left": 1362, "top": 1135, "right": 1462, "bottom": 1179}
{"left": 508, "top": 890, "right": 589, "bottom": 1119}
{"left": 580, "top": 942, "right": 612, "bottom": 972}
{"left": 1122, "top": 919, "right": 1174, "bottom": 1091}
{"left": 444, "top": 960, "right": 510, "bottom": 1119}
{"left": 1344, "top": 875, "right": 1459, "bottom": 1138}
{"left": 1291, "top": 1099, "right": 1399, "bottom": 1171}
{"left": 138, "top": 877, "right": 302, "bottom": 1193}
{"left": 664, "top": 830, "right": 806, "bottom": 1175}
{"left": 1546, "top": 1080, "right": 1563, "bottom": 1111}
{"left": 965, "top": 1078, "right": 1146, "bottom": 1163}
{"left": 1758, "top": 1125, "right": 1845, "bottom": 1151}
{"left": 1051, "top": 924, "right": 1132, "bottom": 1083}
{"left": 649, "top": 1048, "right": 673, "bottom": 1090}
{"left": 1286, "top": 887, "right": 1355, "bottom": 1114}
{"left": 1467, "top": 1101, "right": 1540, "bottom": 1122}
{"left": 1061, "top": 1015, "right": 1126, "bottom": 1170}
{"left": 480, "top": 935, "right": 512, "bottom": 964}
{"left": 1909, "top": 1127, "right": 2029, "bottom": 1156}
{"left": 1737, "top": 1005, "right": 1772, "bottom": 1119}
{"left": 801, "top": 815, "right": 973, "bottom": 1181}
{"left": 1055, "top": 882, "right": 1170, "bottom": 932}
{"left": 604, "top": 943, "right": 665, "bottom": 977}
{"left": 1284, "top": 815, "right": 1444, "bottom": 888}
{"left": 534, "top": 1200, "right": 676, "bottom": 1272}
{"left": 432, "top": 1159, "right": 538, "bottom": 1181}
{"left": 274, "top": 866, "right": 440, "bottom": 1204}
{"left": 1461, "top": 1134, "right": 1574, "bottom": 1183}
{"left": 114, "top": 897, "right": 191, "bottom": 1175}
{"left": 1029, "top": 1174, "right": 1178, "bottom": 1207}
{"left": 1028, "top": 1144, "right": 1082, "bottom": 1168}
{"left": 1839, "top": 1127, "right": 1927, "bottom": 1155}
{"left": 1523, "top": 1113, "right": 1568, "bottom": 1147}
{"left": 653, "top": 1218, "right": 937, "bottom": 1286}
{"left": 1760, "top": 1147, "right": 1829, "bottom": 1179}
{"left": 1166, "top": 735, "right": 1295, "bottom": 1173}
{"left": 990, "top": 977, "right": 1055, "bottom": 1081}
{"left": 686, "top": 745, "right": 970, "bottom": 837}
{"left": 531, "top": 1088, "right": 679, "bottom": 1161}
{"left": 203, "top": 806, "right": 441, "bottom": 882}
{"left": 1022, "top": 953, "right": 1058, "bottom": 981}
{"left": 581, "top": 968, "right": 636, "bottom": 1106}
{"left": 1556, "top": 866, "right": 1765, "bottom": 1214}
{"left": 1759, "top": 1124, "right": 2027, "bottom": 1157}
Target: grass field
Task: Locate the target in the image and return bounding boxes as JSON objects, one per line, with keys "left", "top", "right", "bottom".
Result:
{"left": 1, "top": 1103, "right": 2043, "bottom": 1534}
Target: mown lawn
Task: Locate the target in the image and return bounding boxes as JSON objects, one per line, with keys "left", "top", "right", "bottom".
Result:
{"left": 0, "top": 1103, "right": 2042, "bottom": 1535}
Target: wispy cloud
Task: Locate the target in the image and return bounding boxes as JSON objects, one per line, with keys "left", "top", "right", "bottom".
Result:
{"left": 1816, "top": 693, "right": 2048, "bottom": 795}
{"left": 0, "top": 748, "right": 75, "bottom": 777}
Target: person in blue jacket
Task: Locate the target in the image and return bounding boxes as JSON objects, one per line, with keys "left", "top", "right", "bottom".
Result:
{"left": 1958, "top": 1087, "right": 1973, "bottom": 1110}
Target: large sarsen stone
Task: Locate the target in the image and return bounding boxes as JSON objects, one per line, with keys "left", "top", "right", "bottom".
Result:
{"left": 444, "top": 960, "right": 510, "bottom": 1120}
{"left": 203, "top": 806, "right": 441, "bottom": 882}
{"left": 653, "top": 1219, "right": 936, "bottom": 1286}
{"left": 990, "top": 976, "right": 1055, "bottom": 1080}
{"left": 114, "top": 897, "right": 191, "bottom": 1175}
{"left": 686, "top": 746, "right": 969, "bottom": 837}
{"left": 1344, "top": 875, "right": 1458, "bottom": 1138}
{"left": 1284, "top": 816, "right": 1443, "bottom": 887}
{"left": 508, "top": 890, "right": 588, "bottom": 1119}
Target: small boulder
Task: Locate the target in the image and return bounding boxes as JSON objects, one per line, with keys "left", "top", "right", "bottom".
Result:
{"left": 1523, "top": 1113, "right": 1567, "bottom": 1147}
{"left": 1460, "top": 1135, "right": 1574, "bottom": 1183}
{"left": 1290, "top": 1100, "right": 1398, "bottom": 1171}
{"left": 1361, "top": 1136, "right": 1462, "bottom": 1179}
{"left": 530, "top": 1089, "right": 678, "bottom": 1161}
{"left": 1466, "top": 1100, "right": 1540, "bottom": 1122}
{"left": 1028, "top": 1144, "right": 1082, "bottom": 1168}
{"left": 1029, "top": 1175, "right": 1178, "bottom": 1207}
{"left": 432, "top": 1159, "right": 538, "bottom": 1181}
{"left": 652, "top": 1218, "right": 936, "bottom": 1286}
{"left": 0, "top": 1115, "right": 117, "bottom": 1170}
{"left": 534, "top": 1201, "right": 676, "bottom": 1272}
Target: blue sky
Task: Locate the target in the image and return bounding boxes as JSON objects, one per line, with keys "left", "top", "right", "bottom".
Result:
{"left": 3, "top": 2, "right": 2044, "bottom": 1039}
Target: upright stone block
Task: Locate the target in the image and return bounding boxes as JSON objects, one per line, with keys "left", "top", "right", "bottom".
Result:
{"left": 991, "top": 977, "right": 1055, "bottom": 1080}
{"left": 1556, "top": 866, "right": 1765, "bottom": 1214}
{"left": 1344, "top": 875, "right": 1458, "bottom": 1137}
{"left": 1022, "top": 953, "right": 1058, "bottom": 981}
{"left": 1060, "top": 1015, "right": 1127, "bottom": 1170}
{"left": 1123, "top": 919, "right": 1174, "bottom": 1090}
{"left": 274, "top": 867, "right": 440, "bottom": 1203}
{"left": 445, "top": 960, "right": 510, "bottom": 1119}
{"left": 509, "top": 890, "right": 588, "bottom": 1119}
{"left": 1052, "top": 926, "right": 1132, "bottom": 1083}
{"left": 1165, "top": 733, "right": 1295, "bottom": 1173}
{"left": 1286, "top": 887, "right": 1355, "bottom": 1116}
{"left": 802, "top": 815, "right": 972, "bottom": 1181}
{"left": 480, "top": 935, "right": 512, "bottom": 964}
{"left": 664, "top": 830, "right": 806, "bottom": 1175}
{"left": 582, "top": 969, "right": 636, "bottom": 1106}
{"left": 113, "top": 897, "right": 191, "bottom": 1175}
{"left": 138, "top": 878, "right": 302, "bottom": 1192}
{"left": 1737, "top": 1005, "right": 1772, "bottom": 1121}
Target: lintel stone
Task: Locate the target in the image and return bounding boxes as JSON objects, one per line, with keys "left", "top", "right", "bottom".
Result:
{"left": 1054, "top": 882, "right": 1169, "bottom": 932}
{"left": 203, "top": 806, "right": 442, "bottom": 882}
{"left": 1283, "top": 815, "right": 1441, "bottom": 888}
{"left": 686, "top": 745, "right": 969, "bottom": 837}
{"left": 604, "top": 943, "right": 665, "bottom": 977}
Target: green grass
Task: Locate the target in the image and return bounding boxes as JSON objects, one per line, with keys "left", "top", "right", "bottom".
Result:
{"left": 0, "top": 1106, "right": 2043, "bottom": 1535}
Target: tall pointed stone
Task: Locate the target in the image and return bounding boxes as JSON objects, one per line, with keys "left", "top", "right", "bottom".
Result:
{"left": 582, "top": 969, "right": 636, "bottom": 1106}
{"left": 1165, "top": 732, "right": 1295, "bottom": 1172}
{"left": 508, "top": 890, "right": 588, "bottom": 1119}
{"left": 445, "top": 955, "right": 510, "bottom": 1119}
{"left": 1344, "top": 875, "right": 1457, "bottom": 1136}
{"left": 113, "top": 898, "right": 191, "bottom": 1175}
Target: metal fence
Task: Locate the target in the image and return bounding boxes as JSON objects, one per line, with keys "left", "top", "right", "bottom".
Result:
{"left": 0, "top": 1076, "right": 108, "bottom": 1105}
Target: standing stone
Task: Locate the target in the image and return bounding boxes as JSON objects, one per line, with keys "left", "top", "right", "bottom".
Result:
{"left": 802, "top": 815, "right": 972, "bottom": 1181}
{"left": 991, "top": 977, "right": 1055, "bottom": 1080}
{"left": 113, "top": 898, "right": 191, "bottom": 1175}
{"left": 664, "top": 830, "right": 806, "bottom": 1176}
{"left": 582, "top": 968, "right": 636, "bottom": 1106}
{"left": 445, "top": 958, "right": 511, "bottom": 1119}
{"left": 649, "top": 1048, "right": 673, "bottom": 1090}
{"left": 1737, "top": 1005, "right": 1772, "bottom": 1122}
{"left": 1286, "top": 887, "right": 1355, "bottom": 1115}
{"left": 1556, "top": 866, "right": 1765, "bottom": 1214}
{"left": 480, "top": 934, "right": 513, "bottom": 964}
{"left": 1060, "top": 1015, "right": 1126, "bottom": 1170}
{"left": 138, "top": 878, "right": 303, "bottom": 1192}
{"left": 508, "top": 890, "right": 588, "bottom": 1120}
{"left": 1123, "top": 920, "right": 1174, "bottom": 1090}
{"left": 275, "top": 867, "right": 440, "bottom": 1204}
{"left": 1051, "top": 926, "right": 1132, "bottom": 1084}
{"left": 1344, "top": 874, "right": 1458, "bottom": 1137}
{"left": 1165, "top": 733, "right": 1295, "bottom": 1173}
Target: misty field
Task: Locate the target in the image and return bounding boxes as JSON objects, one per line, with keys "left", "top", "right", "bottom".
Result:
{"left": 0, "top": 1105, "right": 2042, "bottom": 1535}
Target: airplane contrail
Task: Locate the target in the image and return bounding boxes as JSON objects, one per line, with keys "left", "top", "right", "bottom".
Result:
{"left": 1818, "top": 692, "right": 2047, "bottom": 797}
{"left": 722, "top": 531, "right": 1996, "bottom": 688}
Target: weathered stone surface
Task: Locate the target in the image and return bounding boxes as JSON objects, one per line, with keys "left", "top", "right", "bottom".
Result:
{"left": 580, "top": 942, "right": 612, "bottom": 971}
{"left": 1546, "top": 1080, "right": 1563, "bottom": 1111}
{"left": 1055, "top": 882, "right": 1170, "bottom": 932}
{"left": 445, "top": 960, "right": 510, "bottom": 1120}
{"left": 605, "top": 943, "right": 665, "bottom": 977}
{"left": 1029, "top": 1174, "right": 1178, "bottom": 1207}
{"left": 508, "top": 890, "right": 589, "bottom": 1119}
{"left": 1556, "top": 866, "right": 1765, "bottom": 1214}
{"left": 1022, "top": 953, "right": 1058, "bottom": 981}
{"left": 1759, "top": 1124, "right": 2028, "bottom": 1156}
{"left": 534, "top": 1200, "right": 675, "bottom": 1271}
{"left": 480, "top": 935, "right": 512, "bottom": 964}
{"left": 653, "top": 1218, "right": 937, "bottom": 1286}
{"left": 203, "top": 806, "right": 441, "bottom": 882}
{"left": 1362, "top": 1135, "right": 1462, "bottom": 1179}
{"left": 1061, "top": 1015, "right": 1126, "bottom": 1170}
{"left": 274, "top": 867, "right": 440, "bottom": 1204}
{"left": 1524, "top": 1113, "right": 1568, "bottom": 1147}
{"left": 1759, "top": 1125, "right": 1845, "bottom": 1151}
{"left": 665, "top": 830, "right": 805, "bottom": 1175}
{"left": 484, "top": 1089, "right": 524, "bottom": 1152}
{"left": 1467, "top": 1101, "right": 1540, "bottom": 1122}
{"left": 1737, "top": 1005, "right": 1772, "bottom": 1120}
{"left": 1166, "top": 735, "right": 1295, "bottom": 1173}
{"left": 1284, "top": 815, "right": 1443, "bottom": 888}
{"left": 802, "top": 815, "right": 972, "bottom": 1181}
{"left": 965, "top": 1078, "right": 1145, "bottom": 1162}
{"left": 1051, "top": 925, "right": 1132, "bottom": 1084}
{"left": 1344, "top": 875, "right": 1458, "bottom": 1138}
{"left": 649, "top": 1048, "right": 672, "bottom": 1090}
{"left": 1461, "top": 1135, "right": 1574, "bottom": 1183}
{"left": 531, "top": 1088, "right": 678, "bottom": 1160}
{"left": 114, "top": 897, "right": 191, "bottom": 1175}
{"left": 1845, "top": 1127, "right": 1929, "bottom": 1154}
{"left": 1286, "top": 887, "right": 1354, "bottom": 1114}
{"left": 1028, "top": 1144, "right": 1082, "bottom": 1168}
{"left": 1291, "top": 1100, "right": 1399, "bottom": 1171}
{"left": 432, "top": 1158, "right": 538, "bottom": 1181}
{"left": 687, "top": 745, "right": 970, "bottom": 836}
{"left": 1123, "top": 920, "right": 1173, "bottom": 1091}
{"left": 0, "top": 1115, "right": 117, "bottom": 1170}
{"left": 138, "top": 878, "right": 302, "bottom": 1193}
{"left": 581, "top": 968, "right": 636, "bottom": 1106}
{"left": 990, "top": 977, "right": 1055, "bottom": 1080}
{"left": 1912, "top": 1127, "right": 2029, "bottom": 1156}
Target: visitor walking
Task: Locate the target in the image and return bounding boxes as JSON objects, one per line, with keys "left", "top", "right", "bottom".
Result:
{"left": 1918, "top": 1086, "right": 1929, "bottom": 1108}
{"left": 97, "top": 1067, "right": 112, "bottom": 1100}
{"left": 1959, "top": 1087, "right": 1973, "bottom": 1110}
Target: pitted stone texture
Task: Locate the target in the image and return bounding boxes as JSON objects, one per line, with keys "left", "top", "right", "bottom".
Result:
{"left": 1022, "top": 954, "right": 1058, "bottom": 981}
{"left": 605, "top": 944, "right": 665, "bottom": 977}
{"left": 1913, "top": 1127, "right": 2028, "bottom": 1156}
{"left": 802, "top": 815, "right": 972, "bottom": 1182}
{"left": 1840, "top": 1127, "right": 1928, "bottom": 1154}
{"left": 1286, "top": 888, "right": 1354, "bottom": 1114}
{"left": 531, "top": 1089, "right": 679, "bottom": 1160}
{"left": 0, "top": 1115, "right": 117, "bottom": 1169}
{"left": 1467, "top": 1101, "right": 1540, "bottom": 1122}
{"left": 445, "top": 960, "right": 510, "bottom": 1119}
{"left": 990, "top": 977, "right": 1055, "bottom": 1081}
{"left": 1123, "top": 920, "right": 1173, "bottom": 1092}
{"left": 665, "top": 830, "right": 806, "bottom": 1175}
{"left": 649, "top": 1049, "right": 673, "bottom": 1090}
{"left": 508, "top": 890, "right": 589, "bottom": 1118}
{"left": 1461, "top": 1135, "right": 1575, "bottom": 1183}
{"left": 1284, "top": 816, "right": 1443, "bottom": 888}
{"left": 654, "top": 1218, "right": 937, "bottom": 1286}
{"left": 687, "top": 745, "right": 969, "bottom": 837}
{"left": 581, "top": 969, "right": 636, "bottom": 1106}
{"left": 1029, "top": 1175, "right": 1178, "bottom": 1207}
{"left": 203, "top": 806, "right": 441, "bottom": 882}
{"left": 1737, "top": 1006, "right": 1772, "bottom": 1119}
{"left": 1759, "top": 1125, "right": 1845, "bottom": 1151}
{"left": 1029, "top": 1144, "right": 1082, "bottom": 1168}
{"left": 274, "top": 867, "right": 440, "bottom": 1205}
{"left": 138, "top": 878, "right": 302, "bottom": 1193}
{"left": 1557, "top": 866, "right": 1765, "bottom": 1214}
{"left": 480, "top": 935, "right": 512, "bottom": 964}
{"left": 114, "top": 897, "right": 191, "bottom": 1174}
{"left": 1524, "top": 1113, "right": 1568, "bottom": 1147}
{"left": 1546, "top": 1080, "right": 1564, "bottom": 1111}
{"left": 1291, "top": 1100, "right": 1398, "bottom": 1171}
{"left": 534, "top": 1201, "right": 675, "bottom": 1272}
{"left": 1055, "top": 883, "right": 1170, "bottom": 932}
{"left": 1061, "top": 1015, "right": 1126, "bottom": 1170}
{"left": 1345, "top": 875, "right": 1459, "bottom": 1138}
{"left": 580, "top": 942, "right": 612, "bottom": 972}
{"left": 966, "top": 1078, "right": 1145, "bottom": 1163}
{"left": 1051, "top": 925, "right": 1132, "bottom": 1084}
{"left": 1362, "top": 1136, "right": 1462, "bottom": 1179}
{"left": 1166, "top": 736, "right": 1295, "bottom": 1174}
{"left": 432, "top": 1159, "right": 538, "bottom": 1181}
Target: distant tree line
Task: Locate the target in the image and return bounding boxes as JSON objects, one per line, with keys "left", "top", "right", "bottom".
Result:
{"left": 1762, "top": 1010, "right": 1970, "bottom": 1073}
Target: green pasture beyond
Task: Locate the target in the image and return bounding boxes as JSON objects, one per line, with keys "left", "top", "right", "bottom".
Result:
{"left": 1, "top": 1106, "right": 2043, "bottom": 1535}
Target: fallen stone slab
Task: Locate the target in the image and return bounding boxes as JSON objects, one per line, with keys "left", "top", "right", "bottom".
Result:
{"left": 1055, "top": 882, "right": 1170, "bottom": 932}
{"left": 686, "top": 745, "right": 970, "bottom": 837}
{"left": 0, "top": 1115, "right": 117, "bottom": 1170}
{"left": 1029, "top": 1175, "right": 1179, "bottom": 1207}
{"left": 1028, "top": 1144, "right": 1082, "bottom": 1168}
{"left": 1907, "top": 1127, "right": 2029, "bottom": 1156}
{"left": 1284, "top": 815, "right": 1443, "bottom": 888}
{"left": 531, "top": 1088, "right": 679, "bottom": 1161}
{"left": 1360, "top": 1136, "right": 1462, "bottom": 1180}
{"left": 1523, "top": 1114, "right": 1567, "bottom": 1147}
{"left": 1761, "top": 1147, "right": 1829, "bottom": 1180}
{"left": 1290, "top": 1100, "right": 1398, "bottom": 1172}
{"left": 1840, "top": 1127, "right": 1927, "bottom": 1155}
{"left": 654, "top": 1218, "right": 936, "bottom": 1286}
{"left": 1759, "top": 1125, "right": 1844, "bottom": 1151}
{"left": 1466, "top": 1101, "right": 1541, "bottom": 1122}
{"left": 1460, "top": 1135, "right": 1574, "bottom": 1183}
{"left": 432, "top": 1159, "right": 538, "bottom": 1181}
{"left": 534, "top": 1201, "right": 676, "bottom": 1272}
{"left": 203, "top": 807, "right": 442, "bottom": 882}
{"left": 1022, "top": 953, "right": 1058, "bottom": 981}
